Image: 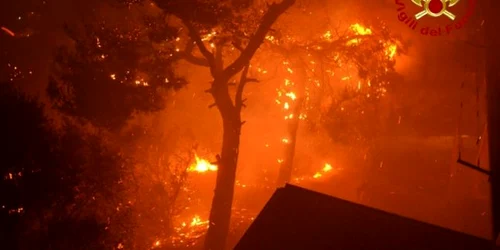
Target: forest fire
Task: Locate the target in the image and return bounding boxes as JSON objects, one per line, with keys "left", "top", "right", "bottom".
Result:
{"left": 5, "top": 0, "right": 496, "bottom": 249}
{"left": 164, "top": 21, "right": 400, "bottom": 246}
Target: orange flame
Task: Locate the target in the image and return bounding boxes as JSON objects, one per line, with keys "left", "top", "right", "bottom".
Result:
{"left": 312, "top": 163, "right": 335, "bottom": 179}
{"left": 187, "top": 154, "right": 217, "bottom": 173}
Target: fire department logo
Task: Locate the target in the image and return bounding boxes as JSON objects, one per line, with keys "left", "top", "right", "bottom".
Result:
{"left": 412, "top": 0, "right": 460, "bottom": 20}
{"left": 395, "top": 0, "right": 476, "bottom": 37}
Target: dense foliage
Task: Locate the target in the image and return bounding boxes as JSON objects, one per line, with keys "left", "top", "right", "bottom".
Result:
{"left": 47, "top": 3, "right": 185, "bottom": 130}
{"left": 0, "top": 82, "right": 131, "bottom": 249}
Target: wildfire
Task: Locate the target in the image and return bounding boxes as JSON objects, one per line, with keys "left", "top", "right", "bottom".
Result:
{"left": 187, "top": 154, "right": 217, "bottom": 173}
{"left": 166, "top": 21, "right": 398, "bottom": 248}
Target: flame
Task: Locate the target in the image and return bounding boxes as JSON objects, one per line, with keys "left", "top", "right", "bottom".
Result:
{"left": 322, "top": 30, "right": 333, "bottom": 41}
{"left": 285, "top": 92, "right": 296, "bottom": 100}
{"left": 385, "top": 43, "right": 397, "bottom": 60}
{"left": 312, "top": 163, "right": 336, "bottom": 179}
{"left": 187, "top": 154, "right": 217, "bottom": 173}
{"left": 313, "top": 172, "right": 322, "bottom": 179}
{"left": 323, "top": 163, "right": 333, "bottom": 172}
{"left": 350, "top": 23, "right": 372, "bottom": 35}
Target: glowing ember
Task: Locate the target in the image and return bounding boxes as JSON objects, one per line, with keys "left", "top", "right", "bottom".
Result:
{"left": 170, "top": 215, "right": 210, "bottom": 247}
{"left": 187, "top": 154, "right": 217, "bottom": 173}
{"left": 323, "top": 163, "right": 333, "bottom": 172}
{"left": 312, "top": 163, "right": 337, "bottom": 180}
{"left": 322, "top": 30, "right": 333, "bottom": 41}
{"left": 313, "top": 172, "right": 322, "bottom": 179}
{"left": 1, "top": 26, "right": 15, "bottom": 36}
{"left": 153, "top": 240, "right": 161, "bottom": 247}
{"left": 285, "top": 92, "right": 296, "bottom": 100}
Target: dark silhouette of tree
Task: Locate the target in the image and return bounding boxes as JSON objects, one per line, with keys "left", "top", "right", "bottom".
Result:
{"left": 0, "top": 82, "right": 130, "bottom": 249}
{"left": 0, "top": 82, "right": 56, "bottom": 249}
{"left": 47, "top": 5, "right": 185, "bottom": 130}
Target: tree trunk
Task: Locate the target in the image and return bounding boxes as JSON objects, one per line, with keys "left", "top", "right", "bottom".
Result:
{"left": 276, "top": 59, "right": 307, "bottom": 187}
{"left": 177, "top": 1, "right": 296, "bottom": 246}
{"left": 204, "top": 77, "right": 242, "bottom": 250}
{"left": 277, "top": 97, "right": 304, "bottom": 187}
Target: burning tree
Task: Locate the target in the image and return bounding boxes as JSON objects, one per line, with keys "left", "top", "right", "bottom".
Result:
{"left": 47, "top": 3, "right": 185, "bottom": 131}
{"left": 47, "top": 0, "right": 296, "bottom": 247}
{"left": 149, "top": 0, "right": 296, "bottom": 248}
{"left": 248, "top": 14, "right": 403, "bottom": 186}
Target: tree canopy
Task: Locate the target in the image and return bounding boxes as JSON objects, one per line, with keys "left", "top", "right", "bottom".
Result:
{"left": 47, "top": 2, "right": 186, "bottom": 130}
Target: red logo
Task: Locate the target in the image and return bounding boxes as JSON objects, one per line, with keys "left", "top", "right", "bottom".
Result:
{"left": 395, "top": 0, "right": 477, "bottom": 36}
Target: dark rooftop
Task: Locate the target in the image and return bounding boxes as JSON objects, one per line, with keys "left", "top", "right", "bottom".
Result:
{"left": 235, "top": 184, "right": 496, "bottom": 250}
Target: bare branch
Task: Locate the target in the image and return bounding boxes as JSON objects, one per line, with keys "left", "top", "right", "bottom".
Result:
{"left": 224, "top": 0, "right": 296, "bottom": 77}
{"left": 182, "top": 20, "right": 217, "bottom": 73}
{"left": 176, "top": 41, "right": 210, "bottom": 67}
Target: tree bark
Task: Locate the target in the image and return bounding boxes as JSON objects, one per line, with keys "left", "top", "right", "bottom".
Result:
{"left": 203, "top": 76, "right": 241, "bottom": 250}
